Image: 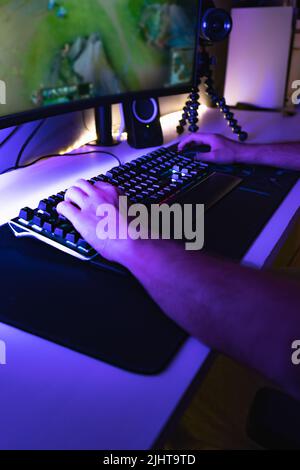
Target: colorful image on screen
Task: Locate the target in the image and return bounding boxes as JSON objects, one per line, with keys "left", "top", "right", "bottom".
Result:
{"left": 0, "top": 0, "right": 198, "bottom": 117}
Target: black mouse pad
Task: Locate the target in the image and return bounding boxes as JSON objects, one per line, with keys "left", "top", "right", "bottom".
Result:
{"left": 0, "top": 224, "right": 186, "bottom": 375}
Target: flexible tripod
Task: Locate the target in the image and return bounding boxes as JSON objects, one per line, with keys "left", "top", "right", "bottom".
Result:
{"left": 177, "top": 46, "right": 248, "bottom": 142}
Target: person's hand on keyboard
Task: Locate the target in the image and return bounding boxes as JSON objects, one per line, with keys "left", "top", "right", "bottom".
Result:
{"left": 57, "top": 179, "right": 131, "bottom": 263}
{"left": 178, "top": 132, "right": 241, "bottom": 165}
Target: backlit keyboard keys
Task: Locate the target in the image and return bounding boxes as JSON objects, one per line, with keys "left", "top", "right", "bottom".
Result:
{"left": 78, "top": 239, "right": 91, "bottom": 252}
{"left": 14, "top": 145, "right": 214, "bottom": 261}
{"left": 38, "top": 200, "right": 54, "bottom": 213}
{"left": 58, "top": 215, "right": 68, "bottom": 223}
{"left": 65, "top": 232, "right": 78, "bottom": 245}
{"left": 43, "top": 221, "right": 54, "bottom": 233}
{"left": 54, "top": 227, "right": 66, "bottom": 238}
{"left": 19, "top": 208, "right": 34, "bottom": 222}
{"left": 48, "top": 196, "right": 60, "bottom": 205}
{"left": 32, "top": 214, "right": 46, "bottom": 228}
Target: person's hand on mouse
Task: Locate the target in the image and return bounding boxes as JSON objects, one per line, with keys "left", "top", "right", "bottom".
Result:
{"left": 178, "top": 132, "right": 243, "bottom": 165}
{"left": 57, "top": 180, "right": 133, "bottom": 264}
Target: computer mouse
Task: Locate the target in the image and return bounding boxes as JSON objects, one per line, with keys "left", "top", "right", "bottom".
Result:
{"left": 180, "top": 144, "right": 212, "bottom": 157}
{"left": 190, "top": 144, "right": 211, "bottom": 153}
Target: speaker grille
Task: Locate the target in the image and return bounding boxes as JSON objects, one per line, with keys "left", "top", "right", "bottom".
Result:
{"left": 132, "top": 98, "right": 158, "bottom": 124}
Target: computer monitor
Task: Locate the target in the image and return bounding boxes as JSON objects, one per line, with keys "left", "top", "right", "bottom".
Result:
{"left": 0, "top": 0, "right": 201, "bottom": 133}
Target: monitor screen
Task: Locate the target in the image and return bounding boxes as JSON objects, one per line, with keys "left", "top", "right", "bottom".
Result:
{"left": 0, "top": 0, "right": 200, "bottom": 126}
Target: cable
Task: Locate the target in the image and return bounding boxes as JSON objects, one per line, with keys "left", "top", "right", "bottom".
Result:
{"left": 0, "top": 126, "right": 20, "bottom": 148}
{"left": 84, "top": 147, "right": 122, "bottom": 165}
{"left": 15, "top": 119, "right": 46, "bottom": 168}
{"left": 0, "top": 149, "right": 122, "bottom": 176}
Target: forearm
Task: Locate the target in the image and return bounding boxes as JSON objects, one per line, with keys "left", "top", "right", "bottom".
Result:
{"left": 122, "top": 240, "right": 300, "bottom": 398}
{"left": 58, "top": 173, "right": 300, "bottom": 396}
{"left": 238, "top": 142, "right": 300, "bottom": 170}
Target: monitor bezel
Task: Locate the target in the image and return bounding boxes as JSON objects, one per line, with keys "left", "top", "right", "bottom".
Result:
{"left": 0, "top": 1, "right": 202, "bottom": 130}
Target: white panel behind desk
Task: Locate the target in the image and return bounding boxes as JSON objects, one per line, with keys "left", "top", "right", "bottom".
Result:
{"left": 224, "top": 7, "right": 293, "bottom": 109}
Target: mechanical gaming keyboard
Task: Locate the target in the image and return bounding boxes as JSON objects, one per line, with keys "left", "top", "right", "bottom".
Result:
{"left": 9, "top": 145, "right": 238, "bottom": 263}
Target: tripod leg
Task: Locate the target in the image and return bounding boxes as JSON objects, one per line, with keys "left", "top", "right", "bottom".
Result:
{"left": 187, "top": 89, "right": 200, "bottom": 133}
{"left": 177, "top": 48, "right": 248, "bottom": 141}
{"left": 177, "top": 88, "right": 201, "bottom": 135}
{"left": 205, "top": 77, "right": 248, "bottom": 142}
{"left": 177, "top": 100, "right": 191, "bottom": 135}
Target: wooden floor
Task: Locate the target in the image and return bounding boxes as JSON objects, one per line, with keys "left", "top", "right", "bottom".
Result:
{"left": 165, "top": 354, "right": 272, "bottom": 450}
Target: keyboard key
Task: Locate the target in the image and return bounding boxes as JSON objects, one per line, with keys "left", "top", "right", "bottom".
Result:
{"left": 32, "top": 214, "right": 45, "bottom": 228}
{"left": 54, "top": 227, "right": 66, "bottom": 238}
{"left": 66, "top": 232, "right": 78, "bottom": 244}
{"left": 38, "top": 200, "right": 53, "bottom": 213}
{"left": 172, "top": 165, "right": 181, "bottom": 173}
{"left": 148, "top": 195, "right": 160, "bottom": 203}
{"left": 19, "top": 208, "right": 34, "bottom": 222}
{"left": 48, "top": 196, "right": 60, "bottom": 205}
{"left": 129, "top": 189, "right": 137, "bottom": 195}
{"left": 117, "top": 175, "right": 126, "bottom": 183}
{"left": 58, "top": 215, "right": 68, "bottom": 224}
{"left": 43, "top": 221, "right": 54, "bottom": 233}
{"left": 78, "top": 239, "right": 91, "bottom": 252}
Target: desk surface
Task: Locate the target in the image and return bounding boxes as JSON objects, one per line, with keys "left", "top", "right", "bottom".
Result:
{"left": 0, "top": 108, "right": 299, "bottom": 450}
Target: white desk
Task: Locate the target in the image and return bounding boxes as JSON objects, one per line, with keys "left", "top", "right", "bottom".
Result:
{"left": 0, "top": 109, "right": 299, "bottom": 450}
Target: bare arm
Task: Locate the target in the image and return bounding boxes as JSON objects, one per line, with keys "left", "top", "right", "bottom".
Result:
{"left": 178, "top": 133, "right": 300, "bottom": 171}
{"left": 57, "top": 180, "right": 300, "bottom": 399}
{"left": 121, "top": 239, "right": 300, "bottom": 399}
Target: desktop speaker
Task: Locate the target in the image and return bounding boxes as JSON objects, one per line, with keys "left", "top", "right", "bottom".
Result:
{"left": 123, "top": 98, "right": 163, "bottom": 149}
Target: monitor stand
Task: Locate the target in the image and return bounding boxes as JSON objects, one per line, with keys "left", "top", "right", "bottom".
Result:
{"left": 91, "top": 104, "right": 120, "bottom": 147}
